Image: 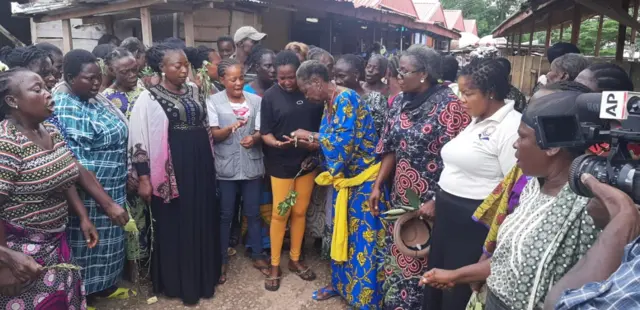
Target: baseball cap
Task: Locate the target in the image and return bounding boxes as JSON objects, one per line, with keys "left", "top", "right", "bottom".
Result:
{"left": 234, "top": 26, "right": 267, "bottom": 44}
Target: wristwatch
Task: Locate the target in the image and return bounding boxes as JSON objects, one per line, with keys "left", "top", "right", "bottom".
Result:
{"left": 308, "top": 133, "right": 317, "bottom": 143}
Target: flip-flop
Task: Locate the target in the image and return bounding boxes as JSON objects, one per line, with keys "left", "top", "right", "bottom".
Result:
{"left": 106, "top": 287, "right": 137, "bottom": 300}
{"left": 312, "top": 287, "right": 340, "bottom": 301}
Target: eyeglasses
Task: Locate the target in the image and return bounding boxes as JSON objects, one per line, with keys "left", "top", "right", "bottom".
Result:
{"left": 397, "top": 70, "right": 420, "bottom": 79}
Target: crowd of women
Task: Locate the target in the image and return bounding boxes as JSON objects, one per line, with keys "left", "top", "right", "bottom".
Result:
{"left": 0, "top": 27, "right": 636, "bottom": 310}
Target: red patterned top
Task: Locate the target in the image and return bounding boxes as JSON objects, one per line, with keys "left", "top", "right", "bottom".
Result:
{"left": 377, "top": 86, "right": 470, "bottom": 206}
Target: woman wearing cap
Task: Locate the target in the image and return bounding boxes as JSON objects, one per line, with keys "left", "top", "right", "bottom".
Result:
{"left": 291, "top": 60, "right": 387, "bottom": 308}
{"left": 368, "top": 45, "right": 470, "bottom": 310}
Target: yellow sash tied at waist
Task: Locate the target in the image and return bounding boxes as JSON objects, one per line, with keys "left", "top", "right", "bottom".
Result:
{"left": 315, "top": 162, "right": 381, "bottom": 262}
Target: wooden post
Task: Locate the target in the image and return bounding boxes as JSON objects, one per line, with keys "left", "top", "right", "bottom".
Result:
{"left": 529, "top": 21, "right": 535, "bottom": 56}
{"left": 104, "top": 16, "right": 114, "bottom": 35}
{"left": 559, "top": 24, "right": 564, "bottom": 42}
{"left": 632, "top": 0, "right": 639, "bottom": 44}
{"left": 61, "top": 19, "right": 73, "bottom": 53}
{"left": 616, "top": 0, "right": 631, "bottom": 61}
{"left": 140, "top": 7, "right": 153, "bottom": 48}
{"left": 510, "top": 33, "right": 516, "bottom": 55}
{"left": 517, "top": 26, "right": 523, "bottom": 55}
{"left": 571, "top": 5, "right": 581, "bottom": 45}
{"left": 545, "top": 13, "right": 552, "bottom": 50}
{"left": 595, "top": 15, "right": 605, "bottom": 56}
{"left": 183, "top": 11, "right": 195, "bottom": 47}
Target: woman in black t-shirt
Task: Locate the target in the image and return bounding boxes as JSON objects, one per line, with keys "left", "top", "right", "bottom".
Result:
{"left": 261, "top": 51, "right": 323, "bottom": 291}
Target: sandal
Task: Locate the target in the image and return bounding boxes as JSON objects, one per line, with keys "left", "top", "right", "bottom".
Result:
{"left": 264, "top": 268, "right": 282, "bottom": 292}
{"left": 105, "top": 287, "right": 137, "bottom": 300}
{"left": 289, "top": 262, "right": 317, "bottom": 281}
{"left": 312, "top": 287, "right": 340, "bottom": 301}
{"left": 253, "top": 261, "right": 270, "bottom": 277}
{"left": 219, "top": 264, "right": 228, "bottom": 285}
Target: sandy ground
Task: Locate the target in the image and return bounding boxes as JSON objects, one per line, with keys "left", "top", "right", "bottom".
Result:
{"left": 92, "top": 246, "right": 349, "bottom": 310}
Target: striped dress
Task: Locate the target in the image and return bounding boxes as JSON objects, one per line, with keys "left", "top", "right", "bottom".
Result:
{"left": 53, "top": 91, "right": 129, "bottom": 294}
{"left": 0, "top": 121, "right": 86, "bottom": 310}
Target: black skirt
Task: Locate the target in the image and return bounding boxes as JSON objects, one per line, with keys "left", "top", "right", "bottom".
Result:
{"left": 151, "top": 127, "right": 221, "bottom": 305}
{"left": 422, "top": 189, "right": 488, "bottom": 310}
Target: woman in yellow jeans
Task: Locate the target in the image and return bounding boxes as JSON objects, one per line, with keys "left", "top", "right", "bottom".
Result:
{"left": 260, "top": 50, "right": 324, "bottom": 291}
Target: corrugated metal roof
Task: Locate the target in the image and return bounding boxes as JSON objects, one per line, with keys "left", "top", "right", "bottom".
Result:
{"left": 443, "top": 9, "right": 464, "bottom": 31}
{"left": 350, "top": 0, "right": 418, "bottom": 18}
{"left": 463, "top": 19, "right": 477, "bottom": 36}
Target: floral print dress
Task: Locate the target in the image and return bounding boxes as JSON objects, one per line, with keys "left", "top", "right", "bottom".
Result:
{"left": 376, "top": 86, "right": 470, "bottom": 310}
{"left": 320, "top": 89, "right": 388, "bottom": 309}
{"left": 103, "top": 86, "right": 150, "bottom": 260}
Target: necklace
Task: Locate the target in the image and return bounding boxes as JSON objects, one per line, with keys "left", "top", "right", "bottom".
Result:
{"left": 325, "top": 84, "right": 339, "bottom": 122}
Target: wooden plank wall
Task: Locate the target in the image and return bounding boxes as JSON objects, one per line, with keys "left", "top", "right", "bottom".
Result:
{"left": 32, "top": 19, "right": 106, "bottom": 51}
{"left": 507, "top": 55, "right": 640, "bottom": 95}
{"left": 507, "top": 55, "right": 551, "bottom": 96}
{"left": 178, "top": 8, "right": 262, "bottom": 48}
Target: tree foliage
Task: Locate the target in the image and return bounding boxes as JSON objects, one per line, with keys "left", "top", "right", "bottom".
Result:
{"left": 440, "top": 0, "right": 525, "bottom": 37}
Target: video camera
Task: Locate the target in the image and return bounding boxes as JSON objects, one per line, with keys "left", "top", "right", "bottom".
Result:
{"left": 533, "top": 91, "right": 640, "bottom": 203}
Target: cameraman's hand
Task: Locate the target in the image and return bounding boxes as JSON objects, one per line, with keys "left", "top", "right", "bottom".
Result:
{"left": 582, "top": 173, "right": 639, "bottom": 228}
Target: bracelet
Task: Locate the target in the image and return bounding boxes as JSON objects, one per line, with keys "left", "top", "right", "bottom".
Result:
{"left": 308, "top": 133, "right": 315, "bottom": 143}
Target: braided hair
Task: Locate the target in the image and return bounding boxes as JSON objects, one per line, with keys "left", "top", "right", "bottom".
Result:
{"left": 217, "top": 58, "right": 241, "bottom": 78}
{"left": 146, "top": 43, "right": 184, "bottom": 74}
{"left": 459, "top": 59, "right": 510, "bottom": 101}
{"left": 0, "top": 68, "right": 31, "bottom": 120}
{"left": 275, "top": 50, "right": 301, "bottom": 70}
{"left": 246, "top": 45, "right": 275, "bottom": 72}
{"left": 104, "top": 47, "right": 133, "bottom": 67}
{"left": 185, "top": 45, "right": 213, "bottom": 69}
{"left": 584, "top": 63, "right": 634, "bottom": 91}
{"left": 63, "top": 49, "right": 98, "bottom": 82}
{"left": 402, "top": 45, "right": 442, "bottom": 82}
{"left": 120, "top": 37, "right": 145, "bottom": 55}
{"left": 35, "top": 42, "right": 63, "bottom": 57}
{"left": 0, "top": 46, "right": 51, "bottom": 71}
{"left": 336, "top": 54, "right": 365, "bottom": 80}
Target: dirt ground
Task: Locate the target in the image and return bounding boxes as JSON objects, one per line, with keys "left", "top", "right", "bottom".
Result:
{"left": 92, "top": 245, "right": 349, "bottom": 310}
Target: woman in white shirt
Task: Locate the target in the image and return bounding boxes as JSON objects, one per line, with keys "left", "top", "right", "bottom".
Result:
{"left": 423, "top": 59, "right": 521, "bottom": 310}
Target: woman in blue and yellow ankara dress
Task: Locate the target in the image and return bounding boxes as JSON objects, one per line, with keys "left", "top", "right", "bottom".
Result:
{"left": 291, "top": 60, "right": 388, "bottom": 309}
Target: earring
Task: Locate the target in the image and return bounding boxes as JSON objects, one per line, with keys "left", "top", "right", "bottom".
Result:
{"left": 420, "top": 79, "right": 425, "bottom": 83}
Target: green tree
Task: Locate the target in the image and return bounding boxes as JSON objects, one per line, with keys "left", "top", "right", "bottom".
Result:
{"left": 440, "top": 0, "right": 525, "bottom": 37}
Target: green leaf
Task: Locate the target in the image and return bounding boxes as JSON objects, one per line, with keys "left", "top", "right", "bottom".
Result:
{"left": 406, "top": 188, "right": 420, "bottom": 209}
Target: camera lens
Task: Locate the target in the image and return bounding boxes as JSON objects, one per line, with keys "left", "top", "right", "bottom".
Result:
{"left": 569, "top": 154, "right": 640, "bottom": 203}
{"left": 629, "top": 96, "right": 640, "bottom": 115}
{"left": 569, "top": 154, "right": 608, "bottom": 198}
